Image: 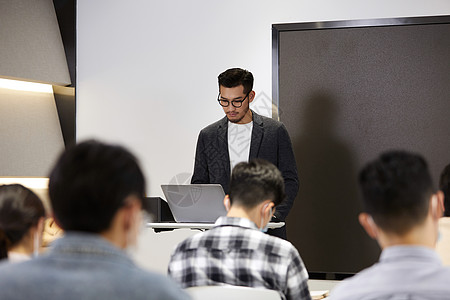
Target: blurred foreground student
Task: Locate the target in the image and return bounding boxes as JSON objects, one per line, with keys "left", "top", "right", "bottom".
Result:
{"left": 0, "top": 140, "right": 189, "bottom": 300}
{"left": 169, "top": 159, "right": 311, "bottom": 300}
{"left": 0, "top": 184, "right": 45, "bottom": 262}
{"left": 331, "top": 151, "right": 450, "bottom": 300}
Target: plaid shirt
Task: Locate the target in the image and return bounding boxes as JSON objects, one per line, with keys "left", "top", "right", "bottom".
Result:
{"left": 168, "top": 217, "right": 311, "bottom": 300}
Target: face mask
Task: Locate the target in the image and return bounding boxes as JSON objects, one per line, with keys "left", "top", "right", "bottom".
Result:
{"left": 260, "top": 207, "right": 272, "bottom": 233}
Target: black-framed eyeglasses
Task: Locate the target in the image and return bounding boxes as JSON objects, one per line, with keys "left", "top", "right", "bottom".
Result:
{"left": 217, "top": 92, "right": 250, "bottom": 108}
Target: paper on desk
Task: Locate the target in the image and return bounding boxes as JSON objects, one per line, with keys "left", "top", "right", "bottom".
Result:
{"left": 310, "top": 290, "right": 329, "bottom": 299}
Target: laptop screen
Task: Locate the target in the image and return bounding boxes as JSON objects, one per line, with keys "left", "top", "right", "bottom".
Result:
{"left": 161, "top": 184, "right": 227, "bottom": 223}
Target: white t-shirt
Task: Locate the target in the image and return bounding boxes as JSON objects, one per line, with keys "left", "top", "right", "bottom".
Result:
{"left": 228, "top": 121, "right": 253, "bottom": 171}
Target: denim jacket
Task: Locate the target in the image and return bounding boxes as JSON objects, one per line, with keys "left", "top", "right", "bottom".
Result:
{"left": 0, "top": 232, "right": 190, "bottom": 300}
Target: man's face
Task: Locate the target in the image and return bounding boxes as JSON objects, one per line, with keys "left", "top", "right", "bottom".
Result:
{"left": 219, "top": 85, "right": 254, "bottom": 124}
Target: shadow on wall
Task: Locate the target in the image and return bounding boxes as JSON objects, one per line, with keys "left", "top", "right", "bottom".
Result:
{"left": 286, "top": 91, "right": 379, "bottom": 274}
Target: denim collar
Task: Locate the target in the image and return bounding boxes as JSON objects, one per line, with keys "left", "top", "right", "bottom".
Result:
{"left": 49, "top": 231, "right": 134, "bottom": 266}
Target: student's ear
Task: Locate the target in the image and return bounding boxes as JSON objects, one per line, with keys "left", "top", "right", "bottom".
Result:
{"left": 248, "top": 90, "right": 255, "bottom": 103}
{"left": 261, "top": 201, "right": 274, "bottom": 216}
{"left": 438, "top": 190, "right": 445, "bottom": 213}
{"left": 223, "top": 195, "right": 231, "bottom": 211}
{"left": 438, "top": 190, "right": 445, "bottom": 214}
{"left": 431, "top": 191, "right": 445, "bottom": 219}
{"left": 359, "top": 213, "right": 378, "bottom": 239}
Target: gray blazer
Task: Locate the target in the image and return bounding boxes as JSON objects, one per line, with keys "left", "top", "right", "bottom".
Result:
{"left": 191, "top": 111, "right": 299, "bottom": 220}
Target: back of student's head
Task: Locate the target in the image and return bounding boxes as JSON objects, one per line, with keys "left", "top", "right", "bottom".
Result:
{"left": 49, "top": 140, "right": 145, "bottom": 233}
{"left": 0, "top": 184, "right": 46, "bottom": 260}
{"left": 440, "top": 164, "right": 450, "bottom": 217}
{"left": 358, "top": 150, "right": 434, "bottom": 235}
{"left": 229, "top": 159, "right": 285, "bottom": 208}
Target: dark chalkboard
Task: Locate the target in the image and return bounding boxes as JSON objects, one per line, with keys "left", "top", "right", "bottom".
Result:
{"left": 272, "top": 15, "right": 450, "bottom": 276}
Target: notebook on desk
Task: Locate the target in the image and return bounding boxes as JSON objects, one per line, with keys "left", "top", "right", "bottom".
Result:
{"left": 311, "top": 290, "right": 329, "bottom": 300}
{"left": 161, "top": 184, "right": 227, "bottom": 223}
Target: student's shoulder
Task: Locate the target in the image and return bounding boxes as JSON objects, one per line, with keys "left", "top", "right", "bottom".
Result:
{"left": 133, "top": 268, "right": 174, "bottom": 283}
{"left": 172, "top": 230, "right": 210, "bottom": 252}
{"left": 0, "top": 259, "right": 43, "bottom": 288}
{"left": 259, "top": 232, "right": 301, "bottom": 257}
{"left": 0, "top": 261, "right": 15, "bottom": 282}
{"left": 434, "top": 264, "right": 450, "bottom": 283}
{"left": 329, "top": 265, "right": 381, "bottom": 299}
{"left": 0, "top": 258, "right": 34, "bottom": 274}
{"left": 126, "top": 266, "right": 190, "bottom": 299}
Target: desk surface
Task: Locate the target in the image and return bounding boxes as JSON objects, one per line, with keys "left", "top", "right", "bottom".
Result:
{"left": 147, "top": 221, "right": 285, "bottom": 230}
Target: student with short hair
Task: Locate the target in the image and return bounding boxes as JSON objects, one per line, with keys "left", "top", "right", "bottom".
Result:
{"left": 169, "top": 159, "right": 311, "bottom": 300}
{"left": 331, "top": 151, "right": 450, "bottom": 300}
{"left": 0, "top": 140, "right": 189, "bottom": 300}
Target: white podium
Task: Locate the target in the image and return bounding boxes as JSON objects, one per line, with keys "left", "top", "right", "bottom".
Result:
{"left": 146, "top": 221, "right": 285, "bottom": 231}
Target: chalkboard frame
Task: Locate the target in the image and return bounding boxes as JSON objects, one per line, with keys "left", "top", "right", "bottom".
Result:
{"left": 272, "top": 15, "right": 450, "bottom": 108}
{"left": 272, "top": 14, "right": 450, "bottom": 279}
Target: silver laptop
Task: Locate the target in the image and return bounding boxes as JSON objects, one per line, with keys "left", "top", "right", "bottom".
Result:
{"left": 161, "top": 184, "right": 227, "bottom": 223}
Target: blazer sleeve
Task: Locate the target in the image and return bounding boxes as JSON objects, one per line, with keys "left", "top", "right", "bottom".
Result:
{"left": 275, "top": 124, "right": 299, "bottom": 220}
{"left": 191, "top": 130, "right": 210, "bottom": 184}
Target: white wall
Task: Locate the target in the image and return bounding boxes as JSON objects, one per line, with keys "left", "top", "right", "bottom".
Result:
{"left": 77, "top": 0, "right": 450, "bottom": 198}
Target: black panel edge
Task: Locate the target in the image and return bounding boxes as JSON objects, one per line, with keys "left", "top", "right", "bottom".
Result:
{"left": 273, "top": 14, "right": 450, "bottom": 32}
{"left": 271, "top": 26, "right": 280, "bottom": 116}
{"left": 53, "top": 86, "right": 76, "bottom": 147}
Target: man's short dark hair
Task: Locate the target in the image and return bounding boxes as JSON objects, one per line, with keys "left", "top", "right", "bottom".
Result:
{"left": 49, "top": 140, "right": 145, "bottom": 233}
{"left": 229, "top": 159, "right": 285, "bottom": 208}
{"left": 440, "top": 164, "right": 450, "bottom": 217}
{"left": 358, "top": 150, "right": 434, "bottom": 235}
{"left": 218, "top": 68, "right": 254, "bottom": 94}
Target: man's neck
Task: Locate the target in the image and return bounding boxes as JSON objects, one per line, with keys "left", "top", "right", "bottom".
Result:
{"left": 378, "top": 219, "right": 437, "bottom": 250}
{"left": 100, "top": 230, "right": 125, "bottom": 249}
{"left": 227, "top": 205, "right": 260, "bottom": 227}
{"left": 231, "top": 110, "right": 253, "bottom": 125}
{"left": 9, "top": 242, "right": 32, "bottom": 256}
{"left": 241, "top": 110, "right": 253, "bottom": 124}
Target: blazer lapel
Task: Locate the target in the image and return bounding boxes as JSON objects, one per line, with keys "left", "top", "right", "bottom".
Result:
{"left": 250, "top": 111, "right": 263, "bottom": 159}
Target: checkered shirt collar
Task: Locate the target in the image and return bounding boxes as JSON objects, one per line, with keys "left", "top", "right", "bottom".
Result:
{"left": 214, "top": 216, "right": 259, "bottom": 231}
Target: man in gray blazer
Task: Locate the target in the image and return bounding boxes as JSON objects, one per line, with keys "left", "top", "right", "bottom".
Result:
{"left": 191, "top": 68, "right": 299, "bottom": 239}
{"left": 0, "top": 140, "right": 189, "bottom": 300}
